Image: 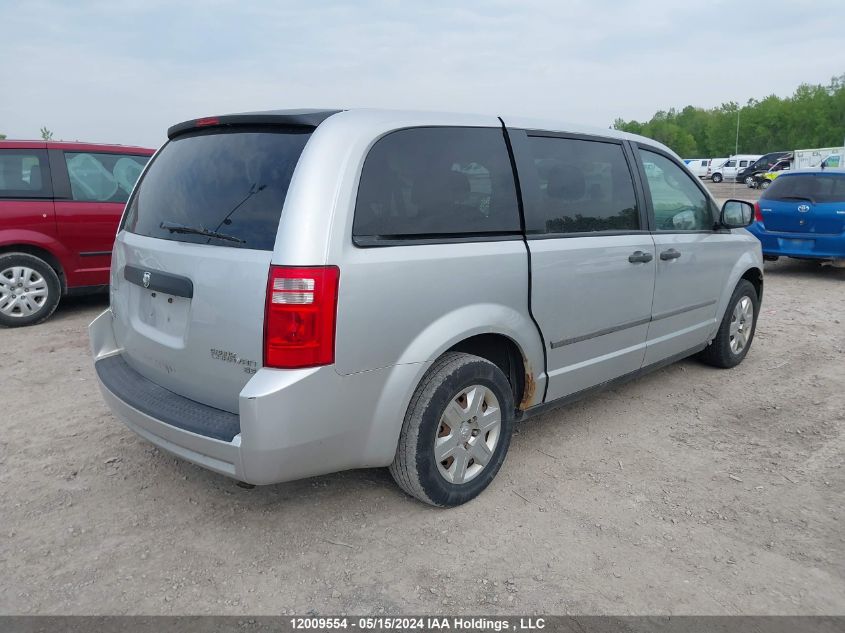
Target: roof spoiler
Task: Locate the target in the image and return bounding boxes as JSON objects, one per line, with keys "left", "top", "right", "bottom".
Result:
{"left": 167, "top": 109, "right": 341, "bottom": 139}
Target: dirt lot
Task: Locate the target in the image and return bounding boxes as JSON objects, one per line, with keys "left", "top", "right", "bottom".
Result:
{"left": 1, "top": 192, "right": 843, "bottom": 615}
{"left": 707, "top": 180, "right": 764, "bottom": 204}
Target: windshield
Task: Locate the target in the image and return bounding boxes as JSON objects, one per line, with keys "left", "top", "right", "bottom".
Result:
{"left": 762, "top": 173, "right": 845, "bottom": 204}
{"left": 123, "top": 127, "right": 312, "bottom": 250}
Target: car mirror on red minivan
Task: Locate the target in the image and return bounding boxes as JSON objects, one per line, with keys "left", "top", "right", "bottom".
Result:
{"left": 721, "top": 199, "right": 754, "bottom": 228}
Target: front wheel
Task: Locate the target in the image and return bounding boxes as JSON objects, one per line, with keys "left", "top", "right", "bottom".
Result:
{"left": 760, "top": 180, "right": 771, "bottom": 190}
{"left": 389, "top": 352, "right": 515, "bottom": 507}
{"left": 712, "top": 173, "right": 723, "bottom": 183}
{"left": 744, "top": 176, "right": 754, "bottom": 185}
{"left": 698, "top": 279, "right": 759, "bottom": 369}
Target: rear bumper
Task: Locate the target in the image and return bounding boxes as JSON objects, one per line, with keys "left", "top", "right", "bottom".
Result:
{"left": 89, "top": 309, "right": 423, "bottom": 485}
{"left": 747, "top": 223, "right": 845, "bottom": 260}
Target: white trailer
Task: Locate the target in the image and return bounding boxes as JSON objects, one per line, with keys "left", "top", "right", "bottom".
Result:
{"left": 792, "top": 146, "right": 845, "bottom": 170}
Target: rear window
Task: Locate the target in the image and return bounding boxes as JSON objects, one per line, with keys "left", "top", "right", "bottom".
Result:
{"left": 352, "top": 127, "right": 520, "bottom": 242}
{"left": 762, "top": 173, "right": 845, "bottom": 204}
{"left": 123, "top": 127, "right": 311, "bottom": 250}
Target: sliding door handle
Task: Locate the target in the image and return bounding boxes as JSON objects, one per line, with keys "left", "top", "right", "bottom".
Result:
{"left": 628, "top": 251, "right": 653, "bottom": 263}
{"left": 660, "top": 248, "right": 682, "bottom": 261}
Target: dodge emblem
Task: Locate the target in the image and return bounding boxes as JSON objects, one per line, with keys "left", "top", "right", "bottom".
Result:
{"left": 142, "top": 271, "right": 151, "bottom": 288}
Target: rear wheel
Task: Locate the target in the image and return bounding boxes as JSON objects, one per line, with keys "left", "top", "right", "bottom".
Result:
{"left": 712, "top": 173, "right": 723, "bottom": 183}
{"left": 760, "top": 179, "right": 771, "bottom": 189}
{"left": 389, "top": 352, "right": 515, "bottom": 507}
{"left": 698, "top": 279, "right": 759, "bottom": 369}
{"left": 744, "top": 176, "right": 754, "bottom": 185}
{"left": 0, "top": 253, "right": 61, "bottom": 327}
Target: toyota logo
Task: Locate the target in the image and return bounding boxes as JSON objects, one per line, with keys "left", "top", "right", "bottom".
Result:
{"left": 142, "top": 271, "right": 151, "bottom": 288}
{"left": 797, "top": 204, "right": 810, "bottom": 213}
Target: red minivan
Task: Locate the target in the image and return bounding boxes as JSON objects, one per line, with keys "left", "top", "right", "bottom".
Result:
{"left": 0, "top": 141, "right": 155, "bottom": 326}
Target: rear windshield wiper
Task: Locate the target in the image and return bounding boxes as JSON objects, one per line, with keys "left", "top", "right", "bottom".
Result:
{"left": 159, "top": 221, "right": 245, "bottom": 244}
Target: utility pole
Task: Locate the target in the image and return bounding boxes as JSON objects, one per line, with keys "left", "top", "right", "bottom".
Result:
{"left": 735, "top": 107, "right": 740, "bottom": 157}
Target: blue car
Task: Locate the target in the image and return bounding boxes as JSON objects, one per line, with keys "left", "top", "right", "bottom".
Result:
{"left": 748, "top": 169, "right": 845, "bottom": 263}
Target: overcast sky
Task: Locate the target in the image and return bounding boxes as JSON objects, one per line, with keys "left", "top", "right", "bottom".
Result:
{"left": 1, "top": 0, "right": 843, "bottom": 148}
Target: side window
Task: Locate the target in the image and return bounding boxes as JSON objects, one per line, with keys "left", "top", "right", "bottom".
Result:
{"left": 352, "top": 127, "right": 519, "bottom": 240}
{"left": 524, "top": 136, "right": 639, "bottom": 234}
{"left": 0, "top": 150, "right": 51, "bottom": 198}
{"left": 639, "top": 149, "right": 715, "bottom": 231}
{"left": 64, "top": 152, "right": 149, "bottom": 203}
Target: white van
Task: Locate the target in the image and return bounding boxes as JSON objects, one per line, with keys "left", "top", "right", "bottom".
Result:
{"left": 88, "top": 108, "right": 763, "bottom": 506}
{"left": 684, "top": 158, "right": 710, "bottom": 178}
{"left": 710, "top": 155, "right": 761, "bottom": 183}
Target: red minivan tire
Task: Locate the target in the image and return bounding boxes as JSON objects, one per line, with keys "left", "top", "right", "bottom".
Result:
{"left": 0, "top": 252, "right": 62, "bottom": 327}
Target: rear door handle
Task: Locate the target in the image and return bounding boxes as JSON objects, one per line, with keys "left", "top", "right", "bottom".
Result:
{"left": 660, "top": 248, "right": 682, "bottom": 261}
{"left": 628, "top": 251, "right": 653, "bottom": 263}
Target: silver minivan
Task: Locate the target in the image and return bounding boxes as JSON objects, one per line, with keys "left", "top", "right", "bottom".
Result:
{"left": 90, "top": 109, "right": 763, "bottom": 506}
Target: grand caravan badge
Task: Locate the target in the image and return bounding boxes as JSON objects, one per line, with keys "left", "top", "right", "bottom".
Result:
{"left": 210, "top": 348, "right": 258, "bottom": 374}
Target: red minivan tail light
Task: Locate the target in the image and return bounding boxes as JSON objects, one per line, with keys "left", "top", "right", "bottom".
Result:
{"left": 264, "top": 266, "right": 340, "bottom": 369}
{"left": 754, "top": 201, "right": 763, "bottom": 222}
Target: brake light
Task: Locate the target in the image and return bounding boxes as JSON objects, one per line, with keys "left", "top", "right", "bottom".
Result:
{"left": 754, "top": 201, "right": 763, "bottom": 222}
{"left": 264, "top": 266, "right": 340, "bottom": 369}
{"left": 195, "top": 117, "right": 219, "bottom": 127}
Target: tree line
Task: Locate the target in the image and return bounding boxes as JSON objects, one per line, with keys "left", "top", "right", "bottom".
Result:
{"left": 0, "top": 127, "right": 53, "bottom": 141}
{"left": 613, "top": 74, "right": 845, "bottom": 158}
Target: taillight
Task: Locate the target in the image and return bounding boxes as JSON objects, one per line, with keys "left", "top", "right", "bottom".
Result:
{"left": 264, "top": 266, "right": 340, "bottom": 369}
{"left": 754, "top": 201, "right": 763, "bottom": 222}
{"left": 195, "top": 116, "right": 219, "bottom": 127}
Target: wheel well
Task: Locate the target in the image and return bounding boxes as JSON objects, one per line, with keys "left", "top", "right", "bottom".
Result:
{"left": 446, "top": 334, "right": 533, "bottom": 410}
{"left": 741, "top": 267, "right": 763, "bottom": 302}
{"left": 0, "top": 245, "right": 67, "bottom": 293}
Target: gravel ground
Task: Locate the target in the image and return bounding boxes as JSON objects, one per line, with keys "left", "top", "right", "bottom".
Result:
{"left": 707, "top": 180, "right": 764, "bottom": 204}
{"left": 1, "top": 196, "right": 843, "bottom": 615}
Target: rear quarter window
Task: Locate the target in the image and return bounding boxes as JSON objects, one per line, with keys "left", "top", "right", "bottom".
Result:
{"left": 352, "top": 127, "right": 520, "bottom": 242}
{"left": 0, "top": 149, "right": 52, "bottom": 198}
{"left": 123, "top": 127, "right": 311, "bottom": 251}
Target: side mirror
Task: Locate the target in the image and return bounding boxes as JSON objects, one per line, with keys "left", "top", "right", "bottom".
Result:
{"left": 720, "top": 199, "right": 754, "bottom": 228}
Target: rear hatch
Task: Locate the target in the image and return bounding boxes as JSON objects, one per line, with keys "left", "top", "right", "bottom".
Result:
{"left": 110, "top": 121, "right": 315, "bottom": 414}
{"left": 759, "top": 172, "right": 845, "bottom": 234}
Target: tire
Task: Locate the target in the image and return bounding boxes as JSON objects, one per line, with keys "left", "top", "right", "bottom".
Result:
{"left": 698, "top": 279, "right": 759, "bottom": 369}
{"left": 712, "top": 173, "right": 723, "bottom": 183}
{"left": 389, "top": 352, "right": 515, "bottom": 507}
{"left": 760, "top": 180, "right": 770, "bottom": 190}
{"left": 0, "top": 252, "right": 62, "bottom": 328}
{"left": 744, "top": 176, "right": 754, "bottom": 185}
